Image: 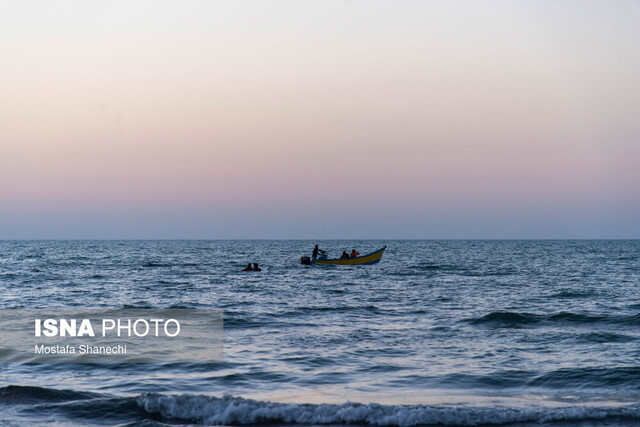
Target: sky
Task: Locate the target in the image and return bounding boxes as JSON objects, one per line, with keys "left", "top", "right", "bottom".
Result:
{"left": 1, "top": 0, "right": 639, "bottom": 239}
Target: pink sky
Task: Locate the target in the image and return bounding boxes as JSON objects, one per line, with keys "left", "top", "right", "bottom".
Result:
{"left": 1, "top": 1, "right": 639, "bottom": 238}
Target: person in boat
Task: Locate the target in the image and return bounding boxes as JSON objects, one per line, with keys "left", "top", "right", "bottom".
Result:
{"left": 350, "top": 249, "right": 360, "bottom": 258}
{"left": 312, "top": 245, "right": 325, "bottom": 260}
{"left": 242, "top": 263, "right": 254, "bottom": 271}
{"left": 340, "top": 251, "right": 350, "bottom": 259}
{"left": 252, "top": 263, "right": 261, "bottom": 272}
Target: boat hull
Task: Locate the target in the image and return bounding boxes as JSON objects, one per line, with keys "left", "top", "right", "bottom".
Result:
{"left": 313, "top": 246, "right": 386, "bottom": 265}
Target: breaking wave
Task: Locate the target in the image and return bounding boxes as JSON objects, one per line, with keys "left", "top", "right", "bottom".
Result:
{"left": 137, "top": 393, "right": 640, "bottom": 425}
{"left": 3, "top": 386, "right": 640, "bottom": 425}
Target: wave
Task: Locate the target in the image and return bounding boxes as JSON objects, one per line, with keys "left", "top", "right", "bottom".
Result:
{"left": 528, "top": 367, "right": 640, "bottom": 389}
{"left": 546, "top": 289, "right": 596, "bottom": 298}
{"left": 578, "top": 331, "right": 637, "bottom": 343}
{"left": 0, "top": 385, "right": 98, "bottom": 404}
{"left": 384, "top": 366, "right": 640, "bottom": 391}
{"left": 467, "top": 311, "right": 540, "bottom": 325}
{"left": 388, "top": 265, "right": 451, "bottom": 277}
{"left": 465, "top": 311, "right": 640, "bottom": 328}
{"left": 141, "top": 261, "right": 172, "bottom": 268}
{"left": 293, "top": 305, "right": 382, "bottom": 314}
{"left": 124, "top": 393, "right": 640, "bottom": 425}
{"left": 3, "top": 386, "right": 640, "bottom": 425}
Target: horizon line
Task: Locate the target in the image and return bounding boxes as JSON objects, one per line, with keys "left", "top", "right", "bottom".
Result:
{"left": 1, "top": 238, "right": 639, "bottom": 241}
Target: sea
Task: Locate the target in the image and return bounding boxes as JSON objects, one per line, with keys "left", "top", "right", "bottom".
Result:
{"left": 0, "top": 240, "right": 639, "bottom": 426}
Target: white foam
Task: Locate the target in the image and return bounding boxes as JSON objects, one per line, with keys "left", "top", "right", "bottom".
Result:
{"left": 137, "top": 394, "right": 640, "bottom": 425}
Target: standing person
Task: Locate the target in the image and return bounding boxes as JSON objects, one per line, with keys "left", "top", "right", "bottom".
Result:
{"left": 312, "top": 245, "right": 325, "bottom": 260}
{"left": 242, "top": 263, "right": 254, "bottom": 271}
{"left": 350, "top": 249, "right": 360, "bottom": 258}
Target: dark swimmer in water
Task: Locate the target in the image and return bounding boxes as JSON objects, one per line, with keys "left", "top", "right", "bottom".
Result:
{"left": 242, "top": 263, "right": 254, "bottom": 271}
{"left": 252, "top": 263, "right": 261, "bottom": 272}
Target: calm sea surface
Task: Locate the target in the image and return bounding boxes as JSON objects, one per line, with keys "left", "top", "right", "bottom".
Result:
{"left": 0, "top": 240, "right": 639, "bottom": 425}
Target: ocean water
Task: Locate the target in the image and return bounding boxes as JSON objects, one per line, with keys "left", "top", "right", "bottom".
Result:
{"left": 0, "top": 240, "right": 639, "bottom": 426}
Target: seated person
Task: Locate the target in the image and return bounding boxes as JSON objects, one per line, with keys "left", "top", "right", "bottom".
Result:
{"left": 350, "top": 249, "right": 360, "bottom": 258}
{"left": 340, "top": 251, "right": 350, "bottom": 259}
{"left": 252, "top": 263, "right": 262, "bottom": 272}
{"left": 242, "top": 263, "right": 254, "bottom": 271}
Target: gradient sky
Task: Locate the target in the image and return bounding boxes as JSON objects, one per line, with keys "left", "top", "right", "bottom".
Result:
{"left": 1, "top": 0, "right": 639, "bottom": 238}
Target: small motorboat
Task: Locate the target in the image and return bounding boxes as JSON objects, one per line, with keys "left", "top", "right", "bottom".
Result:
{"left": 301, "top": 246, "right": 387, "bottom": 266}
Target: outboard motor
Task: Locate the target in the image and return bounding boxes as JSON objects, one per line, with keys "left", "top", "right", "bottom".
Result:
{"left": 300, "top": 256, "right": 311, "bottom": 265}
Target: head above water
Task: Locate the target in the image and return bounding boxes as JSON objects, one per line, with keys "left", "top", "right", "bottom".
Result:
{"left": 253, "top": 263, "right": 259, "bottom": 268}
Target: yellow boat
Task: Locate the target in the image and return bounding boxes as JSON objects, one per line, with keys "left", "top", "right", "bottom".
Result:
{"left": 303, "top": 246, "right": 387, "bottom": 266}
